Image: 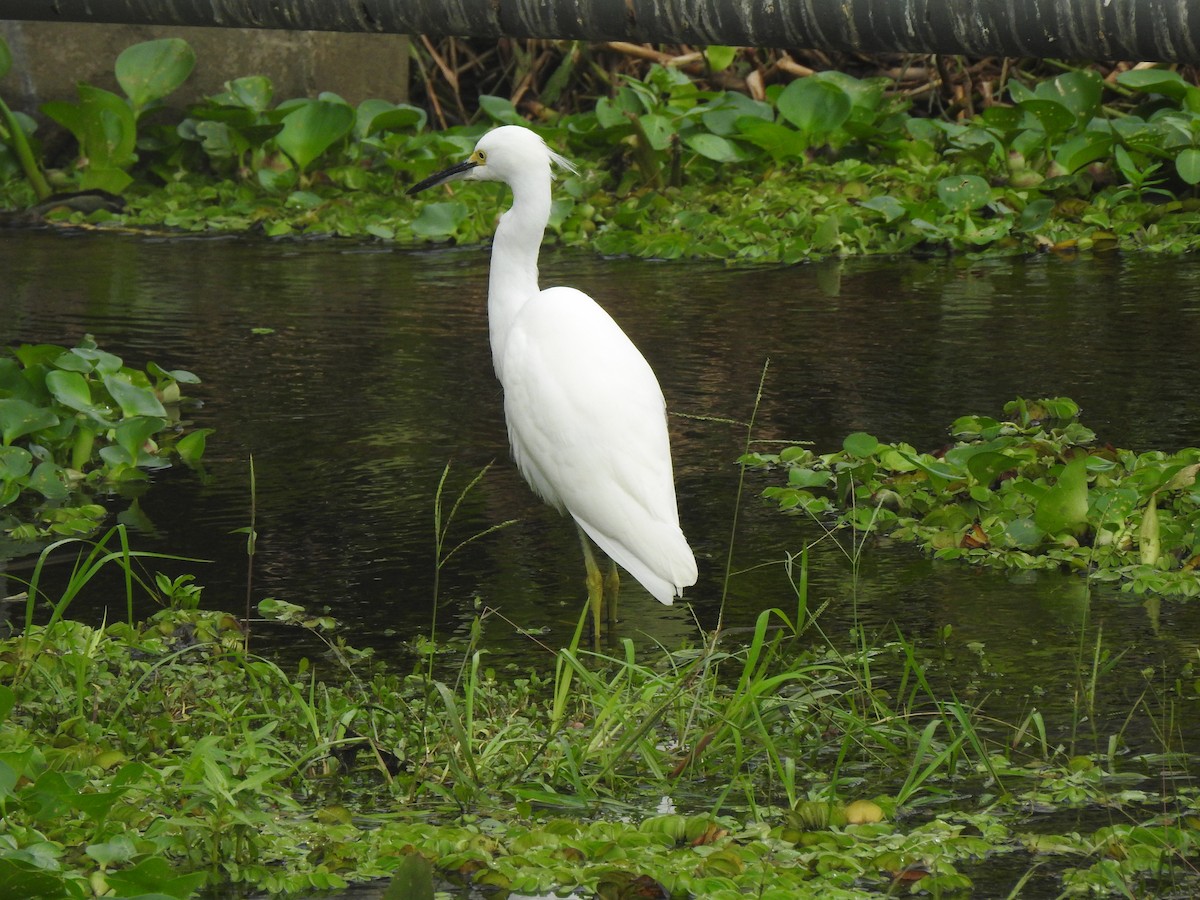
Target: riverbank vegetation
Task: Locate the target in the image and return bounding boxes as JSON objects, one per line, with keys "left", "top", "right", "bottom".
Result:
{"left": 4, "top": 37, "right": 1200, "bottom": 260}
{"left": 3, "top": 527, "right": 1199, "bottom": 898}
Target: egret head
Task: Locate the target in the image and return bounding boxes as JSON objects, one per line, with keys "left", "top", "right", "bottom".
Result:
{"left": 407, "top": 125, "right": 576, "bottom": 195}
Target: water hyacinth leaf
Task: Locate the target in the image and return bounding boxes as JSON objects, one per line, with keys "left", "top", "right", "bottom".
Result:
{"left": 102, "top": 374, "right": 167, "bottom": 418}
{"left": 44, "top": 369, "right": 95, "bottom": 414}
{"left": 1056, "top": 132, "right": 1114, "bottom": 173}
{"left": 901, "top": 452, "right": 959, "bottom": 490}
{"left": 477, "top": 94, "right": 523, "bottom": 125}
{"left": 356, "top": 99, "right": 425, "bottom": 138}
{"left": 410, "top": 201, "right": 468, "bottom": 238}
{"left": 777, "top": 78, "right": 852, "bottom": 139}
{"left": 0, "top": 445, "right": 32, "bottom": 481}
{"left": 276, "top": 99, "right": 355, "bottom": 172}
{"left": 218, "top": 74, "right": 273, "bottom": 112}
{"left": 1034, "top": 454, "right": 1089, "bottom": 534}
{"left": 115, "top": 416, "right": 166, "bottom": 464}
{"left": 1116, "top": 68, "right": 1192, "bottom": 101}
{"left": 0, "top": 398, "right": 58, "bottom": 445}
{"left": 28, "top": 462, "right": 68, "bottom": 500}
{"left": 937, "top": 175, "right": 991, "bottom": 211}
{"left": 701, "top": 92, "right": 772, "bottom": 135}
{"left": 1006, "top": 517, "right": 1044, "bottom": 550}
{"left": 843, "top": 432, "right": 879, "bottom": 458}
{"left": 1018, "top": 98, "right": 1076, "bottom": 137}
{"left": 382, "top": 853, "right": 435, "bottom": 900}
{"left": 1017, "top": 198, "right": 1056, "bottom": 232}
{"left": 0, "top": 861, "right": 67, "bottom": 900}
{"left": 735, "top": 118, "right": 809, "bottom": 160}
{"left": 684, "top": 132, "right": 746, "bottom": 163}
{"left": 966, "top": 451, "right": 1018, "bottom": 485}
{"left": 175, "top": 428, "right": 213, "bottom": 466}
{"left": 638, "top": 112, "right": 673, "bottom": 151}
{"left": 1040, "top": 70, "right": 1103, "bottom": 123}
{"left": 1175, "top": 148, "right": 1200, "bottom": 185}
{"left": 72, "top": 345, "right": 123, "bottom": 374}
{"left": 78, "top": 85, "right": 137, "bottom": 167}
{"left": 50, "top": 351, "right": 93, "bottom": 373}
{"left": 115, "top": 38, "right": 195, "bottom": 117}
{"left": 103, "top": 854, "right": 207, "bottom": 899}
{"left": 85, "top": 835, "right": 138, "bottom": 867}
{"left": 147, "top": 361, "right": 200, "bottom": 384}
{"left": 860, "top": 195, "right": 907, "bottom": 223}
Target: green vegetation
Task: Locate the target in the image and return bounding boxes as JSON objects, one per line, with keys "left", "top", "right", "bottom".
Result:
{"left": 4, "top": 33, "right": 1200, "bottom": 900}
{"left": 5, "top": 38, "right": 1200, "bottom": 259}
{"left": 745, "top": 397, "right": 1200, "bottom": 598}
{"left": 0, "top": 336, "right": 208, "bottom": 551}
{"left": 2, "top": 530, "right": 1199, "bottom": 898}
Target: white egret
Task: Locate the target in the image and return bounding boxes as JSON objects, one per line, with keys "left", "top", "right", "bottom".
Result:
{"left": 408, "top": 125, "right": 697, "bottom": 640}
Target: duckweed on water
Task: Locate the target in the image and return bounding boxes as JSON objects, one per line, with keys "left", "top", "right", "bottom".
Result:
{"left": 2, "top": 531, "right": 1200, "bottom": 897}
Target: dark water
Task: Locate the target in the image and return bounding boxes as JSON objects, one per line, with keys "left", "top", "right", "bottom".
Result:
{"left": 4, "top": 230, "right": 1200, "bottom": 740}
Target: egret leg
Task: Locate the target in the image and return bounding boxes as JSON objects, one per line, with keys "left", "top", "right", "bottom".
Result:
{"left": 577, "top": 524, "right": 604, "bottom": 644}
{"left": 603, "top": 562, "right": 620, "bottom": 630}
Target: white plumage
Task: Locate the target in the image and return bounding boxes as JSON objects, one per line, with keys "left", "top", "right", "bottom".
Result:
{"left": 408, "top": 125, "right": 697, "bottom": 636}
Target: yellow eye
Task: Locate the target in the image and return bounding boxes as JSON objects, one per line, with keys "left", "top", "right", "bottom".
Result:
{"left": 474, "top": 149, "right": 487, "bottom": 164}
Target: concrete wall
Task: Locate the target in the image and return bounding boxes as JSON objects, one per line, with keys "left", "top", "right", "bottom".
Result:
{"left": 0, "top": 21, "right": 410, "bottom": 114}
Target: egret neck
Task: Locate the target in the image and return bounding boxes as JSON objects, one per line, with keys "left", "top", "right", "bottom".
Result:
{"left": 487, "top": 164, "right": 553, "bottom": 380}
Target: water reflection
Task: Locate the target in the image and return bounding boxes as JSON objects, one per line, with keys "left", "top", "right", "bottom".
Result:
{"left": 3, "top": 230, "right": 1200, "bottom": 743}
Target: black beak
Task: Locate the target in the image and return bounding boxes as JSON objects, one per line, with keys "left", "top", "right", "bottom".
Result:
{"left": 407, "top": 159, "right": 478, "bottom": 195}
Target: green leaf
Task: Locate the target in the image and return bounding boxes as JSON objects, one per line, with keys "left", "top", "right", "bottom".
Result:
{"left": 275, "top": 99, "right": 355, "bottom": 172}
{"left": 27, "top": 461, "right": 67, "bottom": 500}
{"left": 382, "top": 853, "right": 436, "bottom": 900}
{"left": 1040, "top": 70, "right": 1103, "bottom": 124}
{"left": 776, "top": 78, "right": 852, "bottom": 139}
{"left": 860, "top": 195, "right": 907, "bottom": 223}
{"left": 683, "top": 132, "right": 746, "bottom": 163}
{"left": 1176, "top": 147, "right": 1200, "bottom": 185}
{"left": 102, "top": 374, "right": 167, "bottom": 418}
{"left": 1055, "top": 132, "right": 1113, "bottom": 173}
{"left": 1116, "top": 68, "right": 1192, "bottom": 101}
{"left": 175, "top": 428, "right": 213, "bottom": 466}
{"left": 937, "top": 175, "right": 992, "bottom": 211}
{"left": 44, "top": 369, "right": 95, "bottom": 413}
{"left": 356, "top": 99, "right": 425, "bottom": 138}
{"left": 116, "top": 38, "right": 195, "bottom": 116}
{"left": 477, "top": 94, "right": 523, "bottom": 125}
{"left": 0, "top": 398, "right": 59, "bottom": 445}
{"left": 103, "top": 855, "right": 207, "bottom": 900}
{"left": 115, "top": 416, "right": 166, "bottom": 464}
{"left": 1034, "top": 454, "right": 1089, "bottom": 534}
{"left": 734, "top": 118, "right": 809, "bottom": 161}
{"left": 1017, "top": 198, "right": 1055, "bottom": 232}
{"left": 704, "top": 45, "right": 738, "bottom": 72}
{"left": 0, "top": 445, "right": 32, "bottom": 481}
{"left": 965, "top": 451, "right": 1018, "bottom": 485}
{"left": 410, "top": 201, "right": 468, "bottom": 239}
{"left": 85, "top": 835, "right": 138, "bottom": 866}
{"left": 0, "top": 33, "right": 11, "bottom": 80}
{"left": 1017, "top": 98, "right": 1076, "bottom": 137}
{"left": 843, "top": 432, "right": 879, "bottom": 458}
{"left": 638, "top": 113, "right": 673, "bottom": 151}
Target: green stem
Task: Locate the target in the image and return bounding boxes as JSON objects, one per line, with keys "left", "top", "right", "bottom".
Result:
{"left": 0, "top": 95, "right": 51, "bottom": 200}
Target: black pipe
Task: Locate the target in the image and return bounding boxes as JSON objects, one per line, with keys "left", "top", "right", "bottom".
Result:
{"left": 4, "top": 0, "right": 1198, "bottom": 62}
